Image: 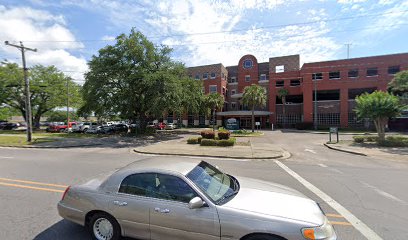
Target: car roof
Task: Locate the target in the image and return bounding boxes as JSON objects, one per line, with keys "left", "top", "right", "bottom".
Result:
{"left": 117, "top": 157, "right": 201, "bottom": 176}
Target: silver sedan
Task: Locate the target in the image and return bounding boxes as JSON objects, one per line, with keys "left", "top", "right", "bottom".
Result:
{"left": 58, "top": 158, "right": 337, "bottom": 240}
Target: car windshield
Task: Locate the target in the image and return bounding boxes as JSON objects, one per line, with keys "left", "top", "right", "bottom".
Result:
{"left": 187, "top": 161, "right": 239, "bottom": 205}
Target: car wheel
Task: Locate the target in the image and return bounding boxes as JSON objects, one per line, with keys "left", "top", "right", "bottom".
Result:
{"left": 59, "top": 128, "right": 65, "bottom": 133}
{"left": 89, "top": 212, "right": 121, "bottom": 240}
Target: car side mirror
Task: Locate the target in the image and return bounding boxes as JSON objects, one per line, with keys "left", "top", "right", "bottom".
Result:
{"left": 188, "top": 197, "right": 204, "bottom": 209}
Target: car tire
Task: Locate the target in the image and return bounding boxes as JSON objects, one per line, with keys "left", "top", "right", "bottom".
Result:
{"left": 89, "top": 212, "right": 121, "bottom": 240}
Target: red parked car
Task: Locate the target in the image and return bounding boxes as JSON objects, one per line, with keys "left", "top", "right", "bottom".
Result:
{"left": 47, "top": 122, "right": 77, "bottom": 133}
{"left": 154, "top": 122, "right": 166, "bottom": 130}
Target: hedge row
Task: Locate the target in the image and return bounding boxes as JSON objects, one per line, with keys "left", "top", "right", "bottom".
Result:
{"left": 200, "top": 138, "right": 236, "bottom": 147}
{"left": 200, "top": 130, "right": 231, "bottom": 140}
{"left": 353, "top": 135, "right": 408, "bottom": 147}
{"left": 187, "top": 137, "right": 202, "bottom": 144}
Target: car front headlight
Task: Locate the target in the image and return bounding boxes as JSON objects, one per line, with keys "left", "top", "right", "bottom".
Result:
{"left": 302, "top": 218, "right": 336, "bottom": 240}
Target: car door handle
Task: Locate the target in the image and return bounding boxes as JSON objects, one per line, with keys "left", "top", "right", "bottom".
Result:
{"left": 154, "top": 207, "right": 170, "bottom": 213}
{"left": 113, "top": 200, "right": 127, "bottom": 206}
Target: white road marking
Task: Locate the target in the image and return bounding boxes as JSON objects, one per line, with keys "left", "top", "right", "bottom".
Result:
{"left": 318, "top": 163, "right": 328, "bottom": 168}
{"left": 275, "top": 160, "right": 383, "bottom": 240}
{"left": 328, "top": 168, "right": 344, "bottom": 174}
{"left": 304, "top": 149, "right": 317, "bottom": 154}
{"left": 0, "top": 156, "right": 13, "bottom": 159}
{"left": 361, "top": 181, "right": 408, "bottom": 205}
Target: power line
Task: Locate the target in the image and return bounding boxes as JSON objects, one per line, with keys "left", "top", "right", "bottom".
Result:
{"left": 9, "top": 9, "right": 408, "bottom": 44}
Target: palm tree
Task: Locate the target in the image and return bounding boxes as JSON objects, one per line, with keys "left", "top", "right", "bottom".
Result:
{"left": 277, "top": 88, "right": 289, "bottom": 128}
{"left": 242, "top": 84, "right": 267, "bottom": 132}
{"left": 205, "top": 93, "right": 225, "bottom": 130}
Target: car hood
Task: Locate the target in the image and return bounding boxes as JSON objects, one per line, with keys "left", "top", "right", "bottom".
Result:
{"left": 221, "top": 177, "right": 324, "bottom": 225}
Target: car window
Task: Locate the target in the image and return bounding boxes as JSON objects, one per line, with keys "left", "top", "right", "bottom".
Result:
{"left": 119, "top": 173, "right": 156, "bottom": 197}
{"left": 155, "top": 174, "right": 198, "bottom": 203}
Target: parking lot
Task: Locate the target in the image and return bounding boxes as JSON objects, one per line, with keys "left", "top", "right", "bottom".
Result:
{"left": 0, "top": 131, "right": 407, "bottom": 240}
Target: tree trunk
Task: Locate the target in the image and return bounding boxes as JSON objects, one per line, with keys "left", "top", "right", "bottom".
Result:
{"left": 212, "top": 108, "right": 216, "bottom": 131}
{"left": 374, "top": 118, "right": 386, "bottom": 142}
{"left": 33, "top": 113, "right": 41, "bottom": 130}
{"left": 251, "top": 106, "right": 255, "bottom": 133}
{"left": 282, "top": 96, "right": 286, "bottom": 128}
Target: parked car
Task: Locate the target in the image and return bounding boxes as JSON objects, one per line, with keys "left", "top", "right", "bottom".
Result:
{"left": 99, "top": 125, "right": 115, "bottom": 134}
{"left": 154, "top": 122, "right": 166, "bottom": 130}
{"left": 0, "top": 122, "right": 20, "bottom": 130}
{"left": 113, "top": 124, "right": 129, "bottom": 133}
{"left": 85, "top": 126, "right": 102, "bottom": 134}
{"left": 47, "top": 122, "right": 77, "bottom": 133}
{"left": 80, "top": 122, "right": 98, "bottom": 133}
{"left": 58, "top": 158, "right": 336, "bottom": 240}
{"left": 164, "top": 123, "right": 176, "bottom": 130}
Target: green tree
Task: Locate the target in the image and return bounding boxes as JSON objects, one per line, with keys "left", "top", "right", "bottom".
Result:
{"left": 0, "top": 64, "right": 82, "bottom": 129}
{"left": 205, "top": 93, "right": 224, "bottom": 130}
{"left": 80, "top": 29, "right": 201, "bottom": 132}
{"left": 355, "top": 91, "right": 404, "bottom": 141}
{"left": 277, "top": 88, "right": 289, "bottom": 128}
{"left": 388, "top": 70, "right": 408, "bottom": 98}
{"left": 242, "top": 84, "right": 267, "bottom": 132}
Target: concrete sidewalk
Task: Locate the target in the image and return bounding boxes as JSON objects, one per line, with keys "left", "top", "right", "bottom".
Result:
{"left": 133, "top": 135, "right": 288, "bottom": 159}
{"left": 324, "top": 141, "right": 408, "bottom": 161}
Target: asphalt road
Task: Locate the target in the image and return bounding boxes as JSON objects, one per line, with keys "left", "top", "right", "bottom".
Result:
{"left": 0, "top": 131, "right": 407, "bottom": 240}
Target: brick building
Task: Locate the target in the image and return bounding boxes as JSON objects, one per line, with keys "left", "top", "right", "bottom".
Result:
{"left": 178, "top": 52, "right": 408, "bottom": 129}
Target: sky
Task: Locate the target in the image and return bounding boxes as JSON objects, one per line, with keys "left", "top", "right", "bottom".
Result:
{"left": 0, "top": 0, "right": 407, "bottom": 84}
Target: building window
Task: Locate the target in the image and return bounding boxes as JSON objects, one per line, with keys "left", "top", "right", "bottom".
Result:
{"left": 276, "top": 80, "right": 284, "bottom": 87}
{"left": 348, "top": 69, "right": 358, "bottom": 78}
{"left": 195, "top": 74, "right": 200, "bottom": 80}
{"left": 243, "top": 59, "right": 253, "bottom": 69}
{"left": 245, "top": 75, "right": 250, "bottom": 82}
{"left": 231, "top": 89, "right": 236, "bottom": 96}
{"left": 290, "top": 79, "right": 301, "bottom": 86}
{"left": 329, "top": 71, "right": 340, "bottom": 79}
{"left": 229, "top": 76, "right": 237, "bottom": 83}
{"left": 260, "top": 74, "right": 267, "bottom": 81}
{"left": 209, "top": 85, "right": 217, "bottom": 93}
{"left": 231, "top": 102, "right": 236, "bottom": 110}
{"left": 203, "top": 72, "right": 208, "bottom": 79}
{"left": 366, "top": 67, "right": 378, "bottom": 77}
{"left": 210, "top": 72, "right": 216, "bottom": 79}
{"left": 388, "top": 66, "right": 400, "bottom": 75}
{"left": 276, "top": 65, "right": 284, "bottom": 73}
{"left": 312, "top": 73, "right": 323, "bottom": 80}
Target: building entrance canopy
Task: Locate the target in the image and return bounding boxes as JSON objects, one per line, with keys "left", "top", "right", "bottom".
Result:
{"left": 217, "top": 111, "right": 273, "bottom": 116}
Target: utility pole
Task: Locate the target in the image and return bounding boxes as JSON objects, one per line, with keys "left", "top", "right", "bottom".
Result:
{"left": 345, "top": 43, "right": 352, "bottom": 59}
{"left": 5, "top": 41, "right": 37, "bottom": 142}
{"left": 66, "top": 77, "right": 69, "bottom": 133}
{"left": 313, "top": 75, "right": 318, "bottom": 130}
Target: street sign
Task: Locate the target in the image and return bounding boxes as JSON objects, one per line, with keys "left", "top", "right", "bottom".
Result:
{"left": 255, "top": 122, "right": 260, "bottom": 126}
{"left": 329, "top": 127, "right": 339, "bottom": 143}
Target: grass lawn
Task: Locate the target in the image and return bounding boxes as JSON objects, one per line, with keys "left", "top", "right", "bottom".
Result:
{"left": 0, "top": 131, "right": 100, "bottom": 138}
{"left": 0, "top": 135, "right": 56, "bottom": 146}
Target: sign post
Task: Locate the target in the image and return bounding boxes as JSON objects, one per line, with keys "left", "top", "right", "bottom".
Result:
{"left": 329, "top": 127, "right": 339, "bottom": 143}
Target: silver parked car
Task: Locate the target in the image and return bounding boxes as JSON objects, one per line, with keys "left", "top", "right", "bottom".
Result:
{"left": 58, "top": 158, "right": 336, "bottom": 240}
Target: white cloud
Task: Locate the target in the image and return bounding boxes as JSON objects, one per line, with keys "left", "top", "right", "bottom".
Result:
{"left": 0, "top": 5, "right": 87, "bottom": 82}
{"left": 337, "top": 0, "right": 367, "bottom": 4}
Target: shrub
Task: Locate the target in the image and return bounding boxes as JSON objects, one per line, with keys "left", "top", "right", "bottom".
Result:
{"left": 218, "top": 130, "right": 230, "bottom": 140}
{"left": 200, "top": 139, "right": 218, "bottom": 146}
{"left": 144, "top": 126, "right": 156, "bottom": 135}
{"left": 365, "top": 136, "right": 379, "bottom": 142}
{"left": 295, "top": 122, "right": 314, "bottom": 130}
{"left": 200, "top": 130, "right": 215, "bottom": 139}
{"left": 379, "top": 136, "right": 408, "bottom": 147}
{"left": 232, "top": 129, "right": 249, "bottom": 135}
{"left": 187, "top": 137, "right": 200, "bottom": 144}
{"left": 353, "top": 136, "right": 365, "bottom": 143}
{"left": 217, "top": 138, "right": 235, "bottom": 146}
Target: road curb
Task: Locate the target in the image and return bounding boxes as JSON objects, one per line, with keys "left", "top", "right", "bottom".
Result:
{"left": 133, "top": 149, "right": 284, "bottom": 160}
{"left": 0, "top": 143, "right": 103, "bottom": 149}
{"left": 323, "top": 143, "right": 367, "bottom": 156}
